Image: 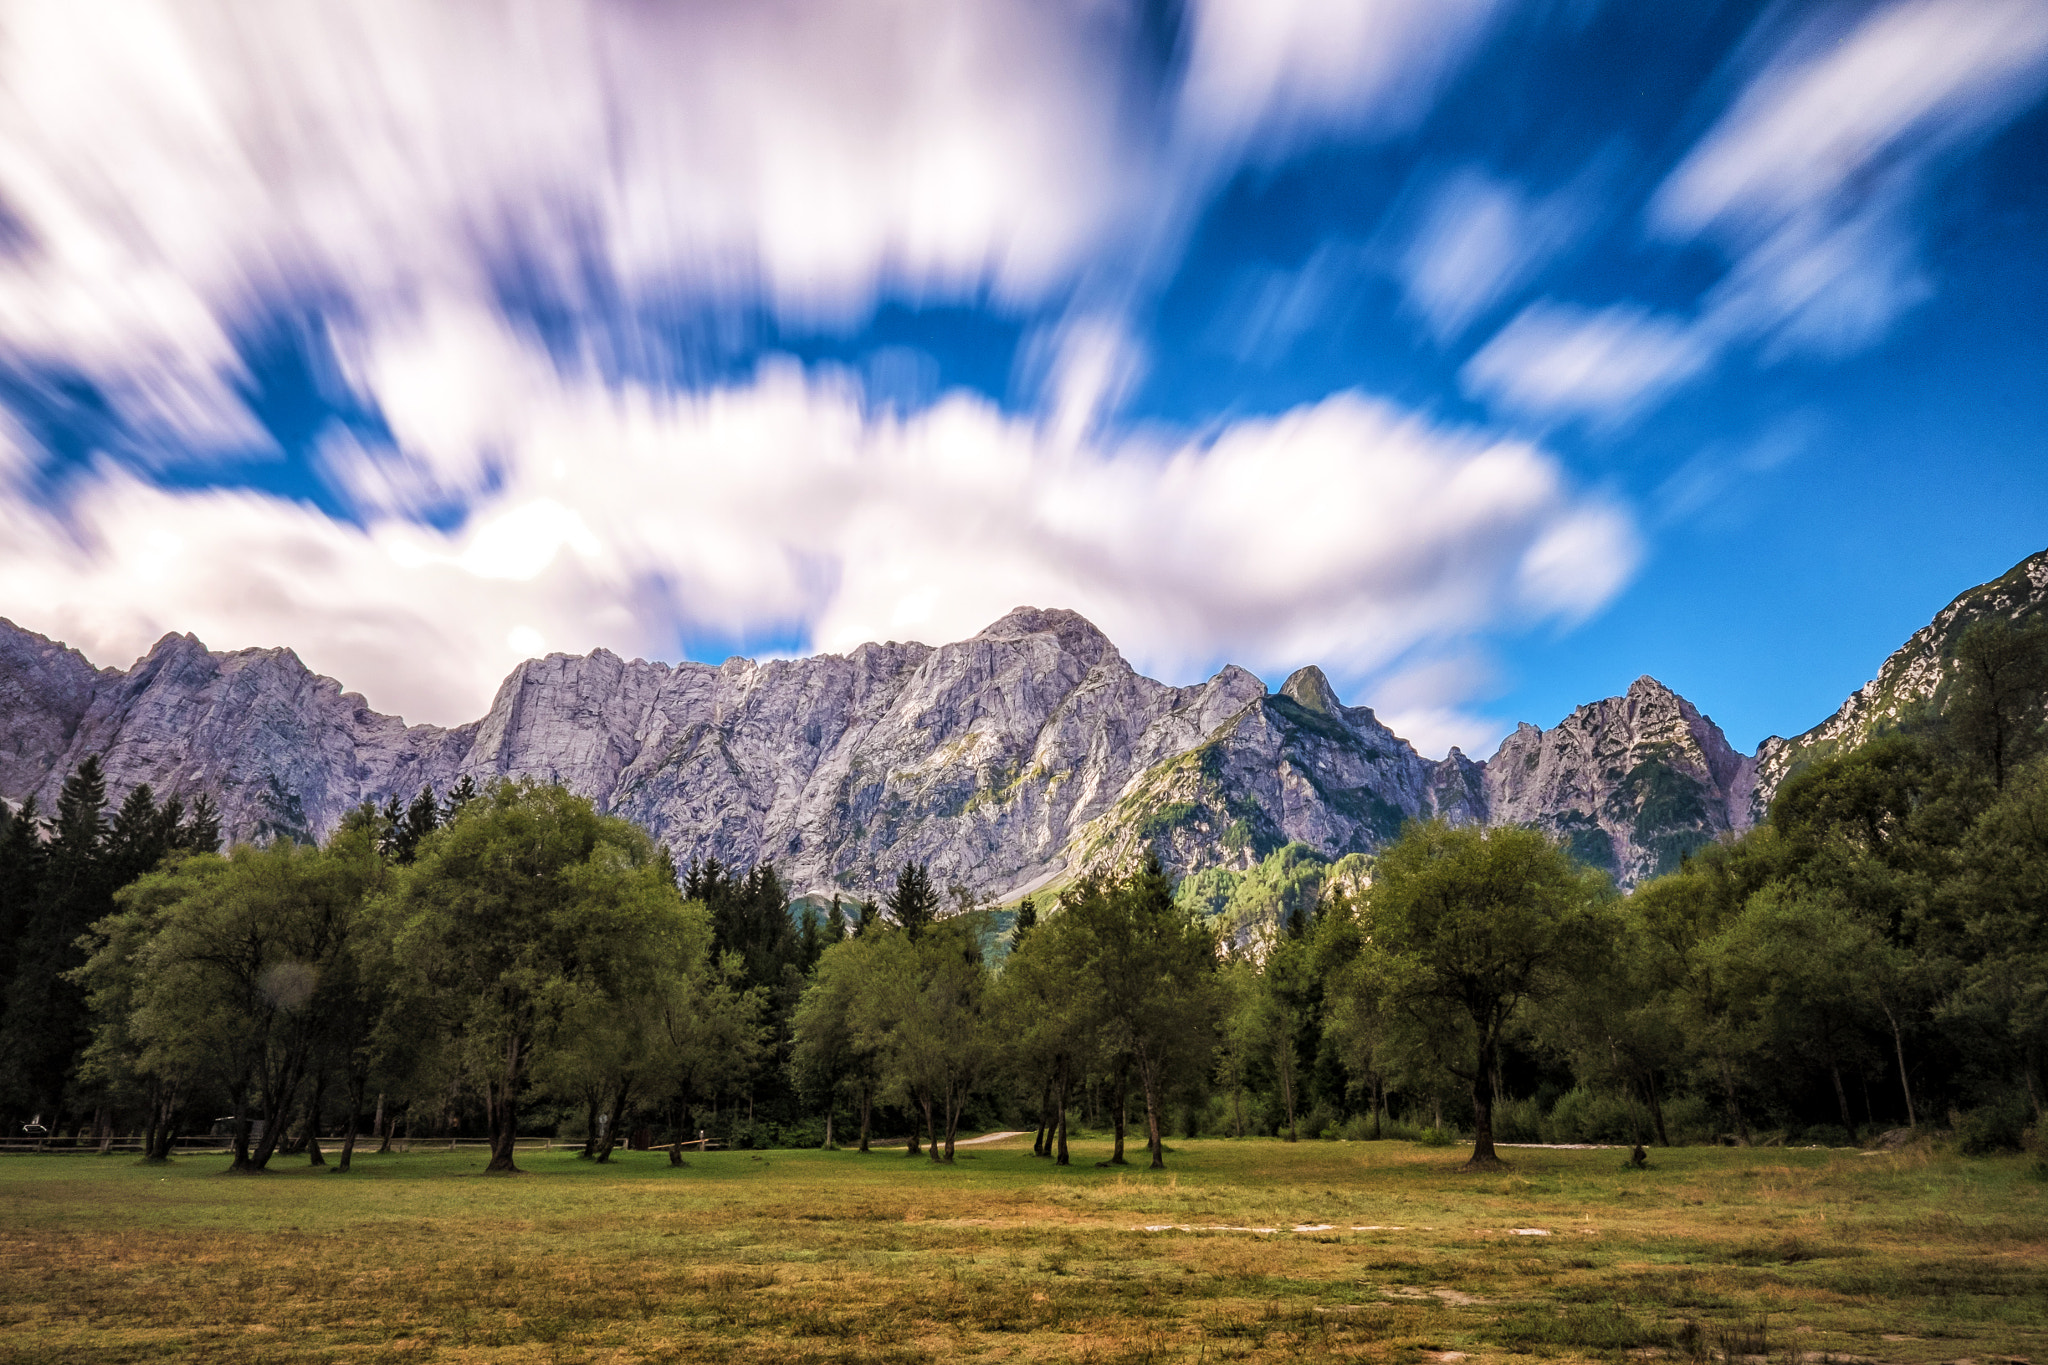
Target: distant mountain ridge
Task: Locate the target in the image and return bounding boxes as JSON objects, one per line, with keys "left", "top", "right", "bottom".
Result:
{"left": 5, "top": 547, "right": 2040, "bottom": 894}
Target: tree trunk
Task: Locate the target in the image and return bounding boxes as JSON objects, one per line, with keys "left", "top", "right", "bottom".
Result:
{"left": 1110, "top": 1059, "right": 1128, "bottom": 1165}
{"left": 1646, "top": 1071, "right": 1670, "bottom": 1147}
{"left": 581, "top": 1084, "right": 603, "bottom": 1159}
{"left": 485, "top": 1035, "right": 524, "bottom": 1174}
{"left": 924, "top": 1092, "right": 941, "bottom": 1164}
{"left": 1720, "top": 1059, "right": 1749, "bottom": 1144}
{"left": 858, "top": 1081, "right": 871, "bottom": 1153}
{"left": 667, "top": 1098, "right": 690, "bottom": 1167}
{"left": 1054, "top": 1060, "right": 1071, "bottom": 1167}
{"left": 93, "top": 1107, "right": 112, "bottom": 1155}
{"left": 1033, "top": 1080, "right": 1051, "bottom": 1157}
{"left": 1827, "top": 1050, "right": 1857, "bottom": 1144}
{"left": 230, "top": 1112, "right": 254, "bottom": 1172}
{"left": 1466, "top": 1033, "right": 1500, "bottom": 1167}
{"left": 823, "top": 1108, "right": 834, "bottom": 1150}
{"left": 304, "top": 1073, "right": 328, "bottom": 1166}
{"left": 1371, "top": 1076, "right": 1384, "bottom": 1140}
{"left": 596, "top": 1078, "right": 632, "bottom": 1163}
{"left": 337, "top": 1073, "right": 365, "bottom": 1173}
{"left": 144, "top": 1078, "right": 179, "bottom": 1162}
{"left": 1880, "top": 998, "right": 1918, "bottom": 1129}
{"left": 1280, "top": 1042, "right": 1298, "bottom": 1142}
{"left": 1138, "top": 1051, "right": 1167, "bottom": 1170}
{"left": 942, "top": 1083, "right": 962, "bottom": 1163}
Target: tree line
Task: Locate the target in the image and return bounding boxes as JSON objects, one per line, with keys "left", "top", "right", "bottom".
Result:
{"left": 1, "top": 617, "right": 2042, "bottom": 1169}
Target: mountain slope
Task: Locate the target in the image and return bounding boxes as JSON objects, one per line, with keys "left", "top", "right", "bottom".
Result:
{"left": 1753, "top": 548, "right": 2048, "bottom": 809}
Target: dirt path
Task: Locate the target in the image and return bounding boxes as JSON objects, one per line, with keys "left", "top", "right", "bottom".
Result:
{"left": 952, "top": 1130, "right": 1030, "bottom": 1147}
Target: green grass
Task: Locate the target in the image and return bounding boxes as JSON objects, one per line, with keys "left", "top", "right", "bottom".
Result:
{"left": 1, "top": 1135, "right": 2043, "bottom": 1363}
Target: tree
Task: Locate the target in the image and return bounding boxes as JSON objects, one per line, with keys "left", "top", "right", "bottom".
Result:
{"left": 387, "top": 780, "right": 689, "bottom": 1173}
{"left": 991, "top": 902, "right": 1095, "bottom": 1163}
{"left": 1945, "top": 755, "right": 2048, "bottom": 1122}
{"left": 1945, "top": 617, "right": 2048, "bottom": 791}
{"left": 541, "top": 897, "right": 708, "bottom": 1163}
{"left": 1365, "top": 820, "right": 1611, "bottom": 1167}
{"left": 1059, "top": 852, "right": 1222, "bottom": 1169}
{"left": 0, "top": 757, "right": 113, "bottom": 1121}
{"left": 791, "top": 933, "right": 886, "bottom": 1151}
{"left": 77, "top": 834, "right": 380, "bottom": 1170}
{"left": 855, "top": 917, "right": 991, "bottom": 1161}
{"left": 886, "top": 862, "right": 940, "bottom": 939}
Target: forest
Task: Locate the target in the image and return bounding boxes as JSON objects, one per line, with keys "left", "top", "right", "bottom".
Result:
{"left": 0, "top": 619, "right": 2043, "bottom": 1172}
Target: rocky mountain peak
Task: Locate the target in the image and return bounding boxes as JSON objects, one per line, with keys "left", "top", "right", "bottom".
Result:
{"left": 972, "top": 605, "right": 1116, "bottom": 665}
{"left": 1278, "top": 664, "right": 1342, "bottom": 715}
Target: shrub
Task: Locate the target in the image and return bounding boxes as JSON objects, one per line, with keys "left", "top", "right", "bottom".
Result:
{"left": 1955, "top": 1094, "right": 2033, "bottom": 1154}
{"left": 1492, "top": 1095, "right": 1543, "bottom": 1143}
{"left": 1661, "top": 1092, "right": 1715, "bottom": 1145}
{"left": 1300, "top": 1101, "right": 1341, "bottom": 1140}
{"left": 1542, "top": 1087, "right": 1640, "bottom": 1144}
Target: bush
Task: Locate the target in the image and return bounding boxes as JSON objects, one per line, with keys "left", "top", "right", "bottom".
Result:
{"left": 1542, "top": 1087, "right": 1639, "bottom": 1145}
{"left": 1492, "top": 1096, "right": 1543, "bottom": 1143}
{"left": 1300, "top": 1101, "right": 1341, "bottom": 1140}
{"left": 1955, "top": 1094, "right": 2033, "bottom": 1154}
{"left": 1661, "top": 1092, "right": 1715, "bottom": 1145}
{"left": 1339, "top": 1113, "right": 1381, "bottom": 1141}
{"left": 1203, "top": 1092, "right": 1268, "bottom": 1138}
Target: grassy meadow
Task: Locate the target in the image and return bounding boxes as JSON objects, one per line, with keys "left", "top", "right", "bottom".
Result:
{"left": 1, "top": 1134, "right": 2043, "bottom": 1365}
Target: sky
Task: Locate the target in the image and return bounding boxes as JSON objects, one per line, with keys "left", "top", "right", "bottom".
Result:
{"left": 1, "top": 0, "right": 2045, "bottom": 759}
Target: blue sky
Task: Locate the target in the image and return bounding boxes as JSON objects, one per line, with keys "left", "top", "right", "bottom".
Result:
{"left": 0, "top": 0, "right": 2044, "bottom": 757}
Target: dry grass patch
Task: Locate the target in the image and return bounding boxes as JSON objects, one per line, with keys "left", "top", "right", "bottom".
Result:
{"left": 0, "top": 1136, "right": 2043, "bottom": 1363}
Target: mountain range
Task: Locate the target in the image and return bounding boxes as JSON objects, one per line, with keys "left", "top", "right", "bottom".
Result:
{"left": 3, "top": 549, "right": 2043, "bottom": 897}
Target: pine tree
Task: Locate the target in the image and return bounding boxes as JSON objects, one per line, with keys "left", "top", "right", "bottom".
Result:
{"left": 395, "top": 785, "right": 440, "bottom": 863}
{"left": 179, "top": 793, "right": 222, "bottom": 853}
{"left": 441, "top": 774, "right": 480, "bottom": 822}
{"left": 0, "top": 757, "right": 111, "bottom": 1116}
{"left": 1011, "top": 895, "right": 1038, "bottom": 950}
{"left": 825, "top": 896, "right": 847, "bottom": 946}
{"left": 887, "top": 862, "right": 939, "bottom": 939}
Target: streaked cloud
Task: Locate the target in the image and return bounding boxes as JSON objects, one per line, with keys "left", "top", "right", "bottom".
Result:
{"left": 1399, "top": 168, "right": 1587, "bottom": 344}
{"left": 1174, "top": 0, "right": 1509, "bottom": 161}
{"left": 0, "top": 312, "right": 1636, "bottom": 754}
{"left": 0, "top": 0, "right": 1147, "bottom": 447}
{"left": 1461, "top": 302, "right": 1711, "bottom": 426}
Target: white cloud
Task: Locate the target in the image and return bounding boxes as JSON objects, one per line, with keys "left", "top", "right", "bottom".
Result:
{"left": 0, "top": 316, "right": 1639, "bottom": 735}
{"left": 1653, "top": 0, "right": 2048, "bottom": 356}
{"left": 1174, "top": 0, "right": 1508, "bottom": 161}
{"left": 0, "top": 0, "right": 1147, "bottom": 444}
{"left": 1461, "top": 302, "right": 1711, "bottom": 426}
{"left": 1399, "top": 169, "right": 1586, "bottom": 343}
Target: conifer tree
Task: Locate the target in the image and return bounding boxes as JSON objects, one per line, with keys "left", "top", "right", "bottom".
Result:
{"left": 887, "top": 861, "right": 939, "bottom": 939}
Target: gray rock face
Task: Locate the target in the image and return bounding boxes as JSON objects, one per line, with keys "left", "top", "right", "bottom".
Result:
{"left": 1066, "top": 663, "right": 1493, "bottom": 878}
{"left": 0, "top": 603, "right": 1760, "bottom": 893}
{"left": 1483, "top": 676, "right": 1756, "bottom": 884}
{"left": 0, "top": 619, "right": 109, "bottom": 803}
